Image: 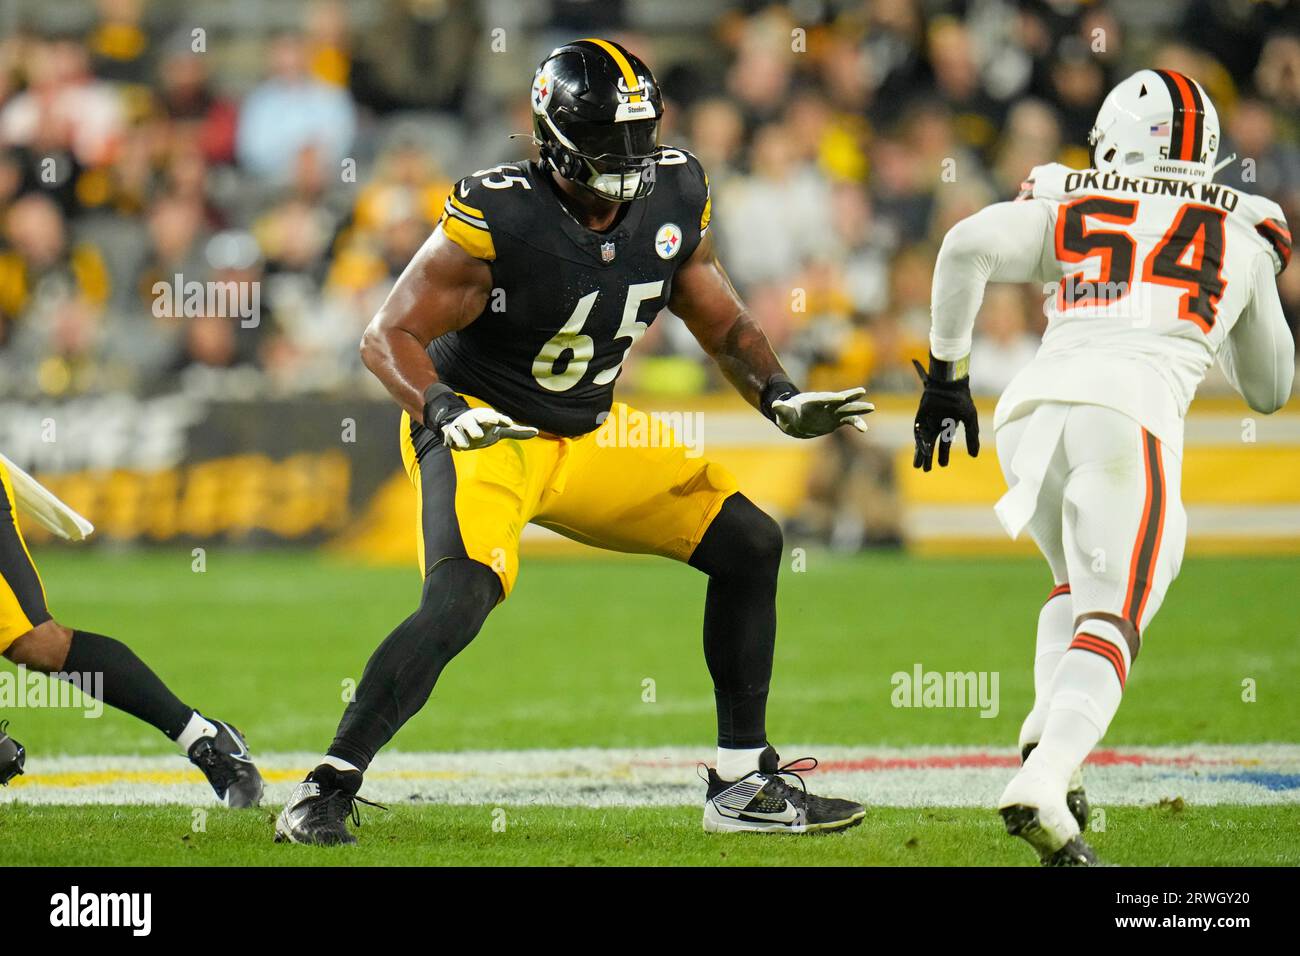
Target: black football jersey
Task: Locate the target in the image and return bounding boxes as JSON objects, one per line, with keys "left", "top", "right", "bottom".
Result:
{"left": 430, "top": 148, "right": 712, "bottom": 436}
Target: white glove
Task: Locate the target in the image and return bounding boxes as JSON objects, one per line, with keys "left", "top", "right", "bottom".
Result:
{"left": 771, "top": 387, "right": 874, "bottom": 439}
{"left": 441, "top": 406, "right": 539, "bottom": 450}
{"left": 0, "top": 453, "right": 94, "bottom": 541}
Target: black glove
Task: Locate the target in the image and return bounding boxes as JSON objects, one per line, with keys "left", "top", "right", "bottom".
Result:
{"left": 912, "top": 356, "right": 979, "bottom": 471}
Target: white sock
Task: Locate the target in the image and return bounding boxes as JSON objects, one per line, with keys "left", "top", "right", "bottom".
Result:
{"left": 176, "top": 711, "right": 217, "bottom": 753}
{"left": 716, "top": 746, "right": 766, "bottom": 781}
{"left": 320, "top": 754, "right": 361, "bottom": 774}
{"left": 1018, "top": 586, "right": 1074, "bottom": 754}
{"left": 1026, "top": 620, "right": 1129, "bottom": 790}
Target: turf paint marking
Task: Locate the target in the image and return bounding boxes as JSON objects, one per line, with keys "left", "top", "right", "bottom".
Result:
{"left": 3, "top": 745, "right": 1296, "bottom": 808}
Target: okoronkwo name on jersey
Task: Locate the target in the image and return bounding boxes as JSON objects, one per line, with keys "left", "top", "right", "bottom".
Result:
{"left": 994, "top": 161, "right": 1289, "bottom": 455}
{"left": 431, "top": 148, "right": 712, "bottom": 437}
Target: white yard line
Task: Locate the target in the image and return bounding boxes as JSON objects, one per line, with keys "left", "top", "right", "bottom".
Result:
{"left": 3, "top": 744, "right": 1298, "bottom": 807}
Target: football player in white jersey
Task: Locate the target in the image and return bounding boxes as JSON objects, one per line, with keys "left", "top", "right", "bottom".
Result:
{"left": 912, "top": 69, "right": 1294, "bottom": 865}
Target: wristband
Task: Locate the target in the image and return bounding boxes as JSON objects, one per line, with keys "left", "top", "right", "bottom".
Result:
{"left": 928, "top": 353, "right": 971, "bottom": 383}
{"left": 422, "top": 382, "right": 471, "bottom": 431}
{"left": 759, "top": 375, "right": 799, "bottom": 423}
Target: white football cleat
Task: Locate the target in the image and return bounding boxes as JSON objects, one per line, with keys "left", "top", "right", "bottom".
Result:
{"left": 998, "top": 767, "right": 1099, "bottom": 866}
{"left": 1022, "top": 743, "right": 1090, "bottom": 831}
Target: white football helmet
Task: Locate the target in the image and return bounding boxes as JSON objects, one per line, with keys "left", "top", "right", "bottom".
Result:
{"left": 1088, "top": 69, "right": 1220, "bottom": 182}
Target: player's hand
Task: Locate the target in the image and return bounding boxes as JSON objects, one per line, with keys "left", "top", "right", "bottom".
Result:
{"left": 912, "top": 357, "right": 979, "bottom": 471}
{"left": 771, "top": 387, "right": 874, "bottom": 439}
{"left": 441, "top": 406, "right": 539, "bottom": 450}
{"left": 423, "top": 382, "right": 538, "bottom": 451}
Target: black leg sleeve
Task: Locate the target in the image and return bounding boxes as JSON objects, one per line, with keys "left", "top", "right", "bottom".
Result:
{"left": 688, "top": 494, "right": 782, "bottom": 749}
{"left": 61, "top": 631, "right": 194, "bottom": 739}
{"left": 328, "top": 558, "right": 501, "bottom": 771}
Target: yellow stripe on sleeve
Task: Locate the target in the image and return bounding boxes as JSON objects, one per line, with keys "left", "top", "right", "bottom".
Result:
{"left": 441, "top": 215, "right": 496, "bottom": 261}
{"left": 701, "top": 173, "right": 712, "bottom": 233}
{"left": 449, "top": 193, "right": 486, "bottom": 222}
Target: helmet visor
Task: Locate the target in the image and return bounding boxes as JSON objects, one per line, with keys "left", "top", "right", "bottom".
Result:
{"left": 564, "top": 117, "right": 660, "bottom": 164}
{"left": 565, "top": 118, "right": 661, "bottom": 202}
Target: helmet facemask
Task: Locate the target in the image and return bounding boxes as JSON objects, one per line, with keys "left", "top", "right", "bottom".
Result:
{"left": 534, "top": 111, "right": 661, "bottom": 203}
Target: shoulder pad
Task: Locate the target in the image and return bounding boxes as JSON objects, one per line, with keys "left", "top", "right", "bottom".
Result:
{"left": 1235, "top": 191, "right": 1286, "bottom": 225}
{"left": 1236, "top": 192, "right": 1291, "bottom": 273}
{"left": 439, "top": 162, "right": 535, "bottom": 261}
{"left": 657, "top": 146, "right": 711, "bottom": 235}
{"left": 1019, "top": 163, "right": 1076, "bottom": 202}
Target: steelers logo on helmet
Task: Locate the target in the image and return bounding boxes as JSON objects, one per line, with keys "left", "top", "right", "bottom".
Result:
{"left": 530, "top": 38, "right": 665, "bottom": 203}
{"left": 531, "top": 67, "right": 553, "bottom": 116}
{"left": 655, "top": 223, "right": 682, "bottom": 260}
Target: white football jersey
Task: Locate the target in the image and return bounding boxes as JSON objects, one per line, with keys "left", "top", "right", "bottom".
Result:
{"left": 930, "top": 162, "right": 1291, "bottom": 456}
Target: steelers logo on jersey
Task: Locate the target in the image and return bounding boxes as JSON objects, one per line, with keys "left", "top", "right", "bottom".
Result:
{"left": 655, "top": 223, "right": 682, "bottom": 259}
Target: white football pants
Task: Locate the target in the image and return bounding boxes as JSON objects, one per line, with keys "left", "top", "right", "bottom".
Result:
{"left": 995, "top": 403, "right": 1187, "bottom": 643}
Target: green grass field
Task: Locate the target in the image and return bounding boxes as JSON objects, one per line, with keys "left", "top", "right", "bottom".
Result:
{"left": 5, "top": 805, "right": 1295, "bottom": 867}
{"left": 3, "top": 549, "right": 1299, "bottom": 866}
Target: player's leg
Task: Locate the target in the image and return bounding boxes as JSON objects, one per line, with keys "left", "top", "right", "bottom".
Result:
{"left": 686, "top": 493, "right": 781, "bottom": 768}
{"left": 324, "top": 561, "right": 500, "bottom": 771}
{"left": 994, "top": 412, "right": 1088, "bottom": 828}
{"left": 277, "top": 412, "right": 537, "bottom": 845}
{"left": 0, "top": 464, "right": 262, "bottom": 806}
{"left": 1002, "top": 405, "right": 1186, "bottom": 864}
{"left": 688, "top": 495, "right": 861, "bottom": 832}
{"left": 534, "top": 403, "right": 864, "bottom": 833}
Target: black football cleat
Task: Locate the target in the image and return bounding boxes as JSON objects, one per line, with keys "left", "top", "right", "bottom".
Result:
{"left": 275, "top": 764, "right": 385, "bottom": 846}
{"left": 0, "top": 720, "right": 25, "bottom": 785}
{"left": 188, "top": 717, "right": 264, "bottom": 808}
{"left": 702, "top": 746, "right": 865, "bottom": 833}
{"left": 1044, "top": 835, "right": 1101, "bottom": 867}
{"left": 1022, "top": 743, "right": 1089, "bottom": 831}
{"left": 1065, "top": 781, "right": 1090, "bottom": 833}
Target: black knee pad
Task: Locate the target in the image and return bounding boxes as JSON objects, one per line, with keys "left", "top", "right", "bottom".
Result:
{"left": 692, "top": 494, "right": 784, "bottom": 580}
{"left": 735, "top": 506, "right": 783, "bottom": 570}
{"left": 411, "top": 558, "right": 501, "bottom": 640}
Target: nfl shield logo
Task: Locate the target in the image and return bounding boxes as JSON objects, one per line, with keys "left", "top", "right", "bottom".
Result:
{"left": 601, "top": 241, "right": 616, "bottom": 263}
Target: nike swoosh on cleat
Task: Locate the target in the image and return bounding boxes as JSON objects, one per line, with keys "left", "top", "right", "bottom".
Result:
{"left": 214, "top": 722, "right": 252, "bottom": 761}
{"left": 733, "top": 801, "right": 801, "bottom": 824}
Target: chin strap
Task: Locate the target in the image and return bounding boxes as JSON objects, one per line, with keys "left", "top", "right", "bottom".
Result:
{"left": 1212, "top": 152, "right": 1237, "bottom": 174}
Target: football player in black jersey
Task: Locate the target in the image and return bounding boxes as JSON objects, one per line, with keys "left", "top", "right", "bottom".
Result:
{"left": 277, "top": 38, "right": 872, "bottom": 844}
{"left": 0, "top": 458, "right": 263, "bottom": 805}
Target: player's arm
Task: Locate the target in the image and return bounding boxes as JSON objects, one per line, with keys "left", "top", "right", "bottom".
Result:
{"left": 669, "top": 230, "right": 872, "bottom": 437}
{"left": 359, "top": 226, "right": 537, "bottom": 449}
{"left": 915, "top": 199, "right": 1054, "bottom": 470}
{"left": 1217, "top": 250, "right": 1295, "bottom": 414}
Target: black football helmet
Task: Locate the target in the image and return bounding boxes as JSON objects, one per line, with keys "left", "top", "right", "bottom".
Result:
{"left": 0, "top": 720, "right": 24, "bottom": 786}
{"left": 531, "top": 38, "right": 663, "bottom": 203}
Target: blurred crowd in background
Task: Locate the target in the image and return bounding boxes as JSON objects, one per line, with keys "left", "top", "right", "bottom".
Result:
{"left": 1, "top": 0, "right": 1298, "bottom": 404}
